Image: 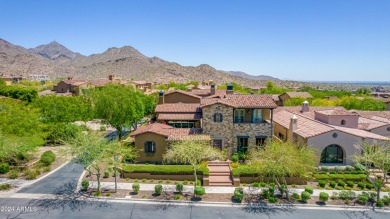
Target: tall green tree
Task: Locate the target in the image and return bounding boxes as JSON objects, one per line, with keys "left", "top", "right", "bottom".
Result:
{"left": 92, "top": 84, "right": 155, "bottom": 140}
{"left": 163, "top": 140, "right": 222, "bottom": 190}
{"left": 248, "top": 141, "right": 319, "bottom": 200}
{"left": 353, "top": 140, "right": 390, "bottom": 200}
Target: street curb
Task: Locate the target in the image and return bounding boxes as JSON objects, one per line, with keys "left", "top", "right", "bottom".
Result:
{"left": 95, "top": 196, "right": 390, "bottom": 211}
{"left": 12, "top": 160, "right": 71, "bottom": 193}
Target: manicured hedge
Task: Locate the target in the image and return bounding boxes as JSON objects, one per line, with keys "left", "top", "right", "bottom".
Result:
{"left": 313, "top": 173, "right": 366, "bottom": 181}
{"left": 121, "top": 165, "right": 209, "bottom": 176}
{"left": 232, "top": 165, "right": 259, "bottom": 177}
{"left": 0, "top": 85, "right": 38, "bottom": 102}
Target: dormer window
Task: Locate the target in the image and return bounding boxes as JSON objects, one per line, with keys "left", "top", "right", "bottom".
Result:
{"left": 213, "top": 113, "right": 223, "bottom": 122}
{"left": 341, "top": 120, "right": 346, "bottom": 126}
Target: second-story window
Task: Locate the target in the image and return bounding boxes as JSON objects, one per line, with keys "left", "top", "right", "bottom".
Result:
{"left": 252, "top": 109, "right": 263, "bottom": 123}
{"left": 213, "top": 113, "right": 223, "bottom": 122}
{"left": 234, "top": 109, "right": 245, "bottom": 123}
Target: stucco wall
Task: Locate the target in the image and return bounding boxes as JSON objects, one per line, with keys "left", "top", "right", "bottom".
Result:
{"left": 273, "top": 123, "right": 288, "bottom": 141}
{"left": 307, "top": 130, "right": 362, "bottom": 165}
{"left": 164, "top": 92, "right": 200, "bottom": 103}
{"left": 314, "top": 113, "right": 358, "bottom": 129}
{"left": 54, "top": 81, "right": 71, "bottom": 93}
{"left": 134, "top": 133, "right": 168, "bottom": 163}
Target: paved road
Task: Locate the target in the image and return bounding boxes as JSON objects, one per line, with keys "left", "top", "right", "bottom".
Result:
{"left": 17, "top": 162, "right": 84, "bottom": 194}
{"left": 0, "top": 198, "right": 389, "bottom": 219}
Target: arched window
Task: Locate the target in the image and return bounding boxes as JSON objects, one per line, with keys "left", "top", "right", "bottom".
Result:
{"left": 321, "top": 144, "right": 344, "bottom": 163}
{"left": 144, "top": 141, "right": 156, "bottom": 154}
{"left": 213, "top": 113, "right": 223, "bottom": 122}
{"left": 341, "top": 120, "right": 346, "bottom": 125}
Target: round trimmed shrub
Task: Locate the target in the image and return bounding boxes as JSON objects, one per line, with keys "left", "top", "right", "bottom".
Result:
{"left": 8, "top": 169, "right": 19, "bottom": 179}
{"left": 292, "top": 193, "right": 300, "bottom": 199}
{"left": 234, "top": 187, "right": 244, "bottom": 202}
{"left": 318, "top": 180, "right": 326, "bottom": 188}
{"left": 81, "top": 180, "right": 89, "bottom": 191}
{"left": 154, "top": 184, "right": 163, "bottom": 195}
{"left": 304, "top": 186, "right": 314, "bottom": 194}
{"left": 366, "top": 183, "right": 373, "bottom": 190}
{"left": 104, "top": 170, "right": 110, "bottom": 178}
{"left": 319, "top": 192, "right": 329, "bottom": 203}
{"left": 40, "top": 151, "right": 56, "bottom": 166}
{"left": 194, "top": 187, "right": 205, "bottom": 197}
{"left": 337, "top": 180, "right": 346, "bottom": 187}
{"left": 132, "top": 183, "right": 140, "bottom": 194}
{"left": 176, "top": 183, "right": 184, "bottom": 193}
{"left": 376, "top": 199, "right": 384, "bottom": 207}
{"left": 357, "top": 194, "right": 368, "bottom": 204}
{"left": 346, "top": 165, "right": 354, "bottom": 171}
{"left": 321, "top": 166, "right": 329, "bottom": 172}
{"left": 329, "top": 181, "right": 336, "bottom": 188}
{"left": 382, "top": 195, "right": 390, "bottom": 205}
{"left": 357, "top": 182, "right": 365, "bottom": 189}
{"left": 0, "top": 163, "right": 10, "bottom": 174}
{"left": 346, "top": 181, "right": 354, "bottom": 188}
{"left": 259, "top": 182, "right": 267, "bottom": 187}
{"left": 330, "top": 171, "right": 336, "bottom": 174}
{"left": 335, "top": 166, "right": 344, "bottom": 173}
{"left": 268, "top": 197, "right": 277, "bottom": 203}
{"left": 301, "top": 191, "right": 311, "bottom": 202}
{"left": 269, "top": 185, "right": 275, "bottom": 196}
{"left": 231, "top": 153, "right": 239, "bottom": 163}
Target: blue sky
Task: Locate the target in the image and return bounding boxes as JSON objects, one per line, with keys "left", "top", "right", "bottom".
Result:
{"left": 0, "top": 0, "right": 389, "bottom": 81}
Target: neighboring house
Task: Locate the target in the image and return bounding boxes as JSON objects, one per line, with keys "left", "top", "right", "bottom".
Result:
{"left": 53, "top": 77, "right": 89, "bottom": 95}
{"left": 131, "top": 81, "right": 154, "bottom": 91}
{"left": 132, "top": 83, "right": 277, "bottom": 162}
{"left": 278, "top": 92, "right": 313, "bottom": 105}
{"left": 0, "top": 75, "right": 12, "bottom": 85}
{"left": 273, "top": 102, "right": 389, "bottom": 165}
{"left": 130, "top": 123, "right": 210, "bottom": 163}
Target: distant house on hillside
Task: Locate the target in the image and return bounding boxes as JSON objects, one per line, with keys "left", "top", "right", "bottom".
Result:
{"left": 131, "top": 81, "right": 154, "bottom": 91}
{"left": 0, "top": 75, "right": 12, "bottom": 86}
{"left": 53, "top": 77, "right": 89, "bottom": 95}
{"left": 28, "top": 74, "right": 50, "bottom": 82}
{"left": 278, "top": 92, "right": 313, "bottom": 105}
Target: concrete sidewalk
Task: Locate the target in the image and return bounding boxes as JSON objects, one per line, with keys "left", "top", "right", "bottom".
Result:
{"left": 89, "top": 181, "right": 389, "bottom": 198}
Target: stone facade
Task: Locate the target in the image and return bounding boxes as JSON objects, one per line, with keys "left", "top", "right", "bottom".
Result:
{"left": 202, "top": 103, "right": 273, "bottom": 156}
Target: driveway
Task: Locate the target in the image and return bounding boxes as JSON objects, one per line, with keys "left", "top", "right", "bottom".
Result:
{"left": 17, "top": 162, "right": 84, "bottom": 194}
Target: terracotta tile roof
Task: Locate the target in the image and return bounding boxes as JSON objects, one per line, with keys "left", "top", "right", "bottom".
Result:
{"left": 315, "top": 108, "right": 357, "bottom": 116}
{"left": 201, "top": 94, "right": 277, "bottom": 109}
{"left": 157, "top": 113, "right": 202, "bottom": 121}
{"left": 164, "top": 90, "right": 202, "bottom": 99}
{"left": 277, "top": 106, "right": 343, "bottom": 119}
{"left": 62, "top": 80, "right": 88, "bottom": 86}
{"left": 89, "top": 80, "right": 112, "bottom": 87}
{"left": 357, "top": 117, "right": 388, "bottom": 130}
{"left": 274, "top": 110, "right": 334, "bottom": 138}
{"left": 350, "top": 110, "right": 390, "bottom": 122}
{"left": 332, "top": 126, "right": 389, "bottom": 140}
{"left": 130, "top": 123, "right": 210, "bottom": 141}
{"left": 282, "top": 92, "right": 313, "bottom": 99}
{"left": 155, "top": 103, "right": 202, "bottom": 113}
{"left": 130, "top": 123, "right": 173, "bottom": 137}
{"left": 271, "top": 95, "right": 280, "bottom": 101}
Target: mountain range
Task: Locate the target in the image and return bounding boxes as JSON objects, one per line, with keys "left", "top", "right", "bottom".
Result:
{"left": 0, "top": 38, "right": 278, "bottom": 85}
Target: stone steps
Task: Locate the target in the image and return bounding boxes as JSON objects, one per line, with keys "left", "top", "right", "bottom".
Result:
{"left": 208, "top": 161, "right": 233, "bottom": 186}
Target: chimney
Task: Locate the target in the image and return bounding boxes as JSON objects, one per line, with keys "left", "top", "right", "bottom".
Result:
{"left": 158, "top": 90, "right": 164, "bottom": 104}
{"left": 109, "top": 75, "right": 114, "bottom": 81}
{"left": 208, "top": 80, "right": 214, "bottom": 85}
{"left": 226, "top": 83, "right": 234, "bottom": 95}
{"left": 301, "top": 101, "right": 309, "bottom": 113}
{"left": 211, "top": 83, "right": 216, "bottom": 95}
{"left": 288, "top": 114, "right": 298, "bottom": 141}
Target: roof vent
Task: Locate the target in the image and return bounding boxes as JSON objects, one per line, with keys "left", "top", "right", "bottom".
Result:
{"left": 301, "top": 101, "right": 309, "bottom": 113}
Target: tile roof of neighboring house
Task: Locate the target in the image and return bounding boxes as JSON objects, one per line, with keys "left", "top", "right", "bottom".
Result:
{"left": 62, "top": 80, "right": 88, "bottom": 86}
{"left": 157, "top": 113, "right": 202, "bottom": 121}
{"left": 89, "top": 80, "right": 112, "bottom": 87}
{"left": 164, "top": 90, "right": 202, "bottom": 99}
{"left": 155, "top": 103, "right": 202, "bottom": 113}
{"left": 350, "top": 110, "right": 390, "bottom": 122}
{"left": 282, "top": 92, "right": 313, "bottom": 99}
{"left": 274, "top": 110, "right": 334, "bottom": 138}
{"left": 271, "top": 95, "right": 280, "bottom": 101}
{"left": 130, "top": 123, "right": 210, "bottom": 141}
{"left": 201, "top": 94, "right": 278, "bottom": 108}
{"left": 315, "top": 108, "right": 358, "bottom": 116}
{"left": 332, "top": 126, "right": 389, "bottom": 140}
{"left": 274, "top": 110, "right": 389, "bottom": 140}
{"left": 276, "top": 106, "right": 343, "bottom": 119}
{"left": 357, "top": 117, "right": 388, "bottom": 130}
{"left": 131, "top": 81, "right": 151, "bottom": 85}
